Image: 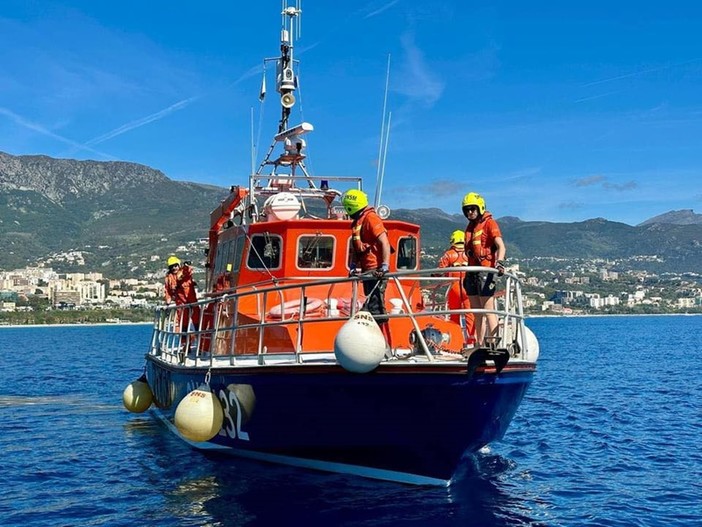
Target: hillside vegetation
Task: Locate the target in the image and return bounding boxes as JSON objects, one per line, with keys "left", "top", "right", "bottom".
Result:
{"left": 1, "top": 151, "right": 701, "bottom": 275}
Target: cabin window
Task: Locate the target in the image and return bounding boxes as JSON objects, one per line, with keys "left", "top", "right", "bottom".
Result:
{"left": 214, "top": 239, "right": 238, "bottom": 275}
{"left": 231, "top": 234, "right": 245, "bottom": 271}
{"left": 214, "top": 240, "right": 227, "bottom": 275}
{"left": 247, "top": 233, "right": 282, "bottom": 269}
{"left": 297, "top": 234, "right": 334, "bottom": 269}
{"left": 396, "top": 236, "right": 417, "bottom": 269}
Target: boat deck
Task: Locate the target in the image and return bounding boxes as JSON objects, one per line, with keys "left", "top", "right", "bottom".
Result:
{"left": 147, "top": 267, "right": 539, "bottom": 371}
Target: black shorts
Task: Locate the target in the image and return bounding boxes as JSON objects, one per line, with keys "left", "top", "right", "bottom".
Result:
{"left": 463, "top": 271, "right": 497, "bottom": 297}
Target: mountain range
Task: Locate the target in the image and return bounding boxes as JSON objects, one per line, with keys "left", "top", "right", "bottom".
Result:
{"left": 1, "top": 151, "right": 701, "bottom": 276}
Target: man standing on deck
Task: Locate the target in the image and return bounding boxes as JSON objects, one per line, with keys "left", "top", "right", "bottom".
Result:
{"left": 342, "top": 190, "right": 393, "bottom": 348}
{"left": 164, "top": 255, "right": 200, "bottom": 349}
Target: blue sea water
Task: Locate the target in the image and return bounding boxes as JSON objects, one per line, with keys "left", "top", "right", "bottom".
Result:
{"left": 1, "top": 316, "right": 700, "bottom": 527}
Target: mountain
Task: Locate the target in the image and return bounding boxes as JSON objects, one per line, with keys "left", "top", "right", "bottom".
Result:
{"left": 398, "top": 210, "right": 702, "bottom": 274}
{"left": 638, "top": 209, "right": 702, "bottom": 226}
{"left": 0, "top": 151, "right": 224, "bottom": 274}
{"left": 1, "top": 151, "right": 701, "bottom": 275}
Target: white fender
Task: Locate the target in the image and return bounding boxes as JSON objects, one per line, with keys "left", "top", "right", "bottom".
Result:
{"left": 174, "top": 385, "right": 224, "bottom": 442}
{"left": 334, "top": 311, "right": 386, "bottom": 373}
{"left": 122, "top": 377, "right": 153, "bottom": 413}
{"left": 524, "top": 326, "right": 540, "bottom": 362}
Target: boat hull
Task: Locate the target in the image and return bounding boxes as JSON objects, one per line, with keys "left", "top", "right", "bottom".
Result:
{"left": 145, "top": 356, "right": 534, "bottom": 484}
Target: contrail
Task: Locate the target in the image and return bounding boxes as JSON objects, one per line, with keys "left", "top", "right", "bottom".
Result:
{"left": 0, "top": 106, "right": 115, "bottom": 159}
{"left": 83, "top": 95, "right": 200, "bottom": 147}
{"left": 582, "top": 58, "right": 702, "bottom": 87}
{"left": 364, "top": 0, "right": 400, "bottom": 19}
{"left": 81, "top": 64, "right": 261, "bottom": 149}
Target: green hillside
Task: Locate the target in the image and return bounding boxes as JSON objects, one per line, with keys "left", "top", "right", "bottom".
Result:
{"left": 1, "top": 151, "right": 701, "bottom": 276}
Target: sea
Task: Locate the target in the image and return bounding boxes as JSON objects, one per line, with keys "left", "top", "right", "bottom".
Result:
{"left": 1, "top": 315, "right": 700, "bottom": 527}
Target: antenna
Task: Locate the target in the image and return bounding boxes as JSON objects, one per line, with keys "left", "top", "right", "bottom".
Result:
{"left": 374, "top": 54, "right": 391, "bottom": 208}
{"left": 296, "top": 0, "right": 302, "bottom": 39}
{"left": 277, "top": 0, "right": 302, "bottom": 132}
{"left": 376, "top": 111, "right": 391, "bottom": 207}
{"left": 250, "top": 107, "right": 255, "bottom": 174}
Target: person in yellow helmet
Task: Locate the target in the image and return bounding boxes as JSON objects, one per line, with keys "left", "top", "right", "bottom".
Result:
{"left": 342, "top": 189, "right": 393, "bottom": 347}
{"left": 461, "top": 192, "right": 506, "bottom": 347}
{"left": 438, "top": 230, "right": 475, "bottom": 342}
{"left": 164, "top": 255, "right": 200, "bottom": 350}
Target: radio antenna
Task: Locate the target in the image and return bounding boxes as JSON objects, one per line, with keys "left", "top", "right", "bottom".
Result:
{"left": 374, "top": 54, "right": 391, "bottom": 208}
{"left": 250, "top": 107, "right": 255, "bottom": 174}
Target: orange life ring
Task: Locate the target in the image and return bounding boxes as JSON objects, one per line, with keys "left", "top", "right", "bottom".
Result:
{"left": 268, "top": 297, "right": 325, "bottom": 320}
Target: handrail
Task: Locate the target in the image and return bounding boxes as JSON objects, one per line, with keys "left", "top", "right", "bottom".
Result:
{"left": 148, "top": 266, "right": 531, "bottom": 366}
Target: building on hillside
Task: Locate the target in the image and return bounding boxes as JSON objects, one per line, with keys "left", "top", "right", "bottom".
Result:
{"left": 675, "top": 298, "right": 696, "bottom": 309}
{"left": 588, "top": 294, "right": 620, "bottom": 309}
{"left": 78, "top": 281, "right": 106, "bottom": 304}
{"left": 0, "top": 291, "right": 19, "bottom": 302}
{"left": 52, "top": 290, "right": 80, "bottom": 307}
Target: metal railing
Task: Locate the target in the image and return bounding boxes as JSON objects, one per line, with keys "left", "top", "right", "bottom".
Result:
{"left": 148, "top": 266, "right": 530, "bottom": 367}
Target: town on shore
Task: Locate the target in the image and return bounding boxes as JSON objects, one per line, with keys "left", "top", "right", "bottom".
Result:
{"left": 1, "top": 243, "right": 700, "bottom": 326}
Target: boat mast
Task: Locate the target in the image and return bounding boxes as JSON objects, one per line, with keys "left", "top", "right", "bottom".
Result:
{"left": 254, "top": 1, "right": 311, "bottom": 180}
{"left": 277, "top": 1, "right": 300, "bottom": 133}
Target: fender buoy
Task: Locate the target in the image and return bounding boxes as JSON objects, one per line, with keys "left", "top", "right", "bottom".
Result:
{"left": 334, "top": 311, "right": 386, "bottom": 373}
{"left": 174, "top": 385, "right": 224, "bottom": 442}
{"left": 122, "top": 375, "right": 153, "bottom": 413}
{"left": 524, "top": 326, "right": 540, "bottom": 361}
{"left": 268, "top": 297, "right": 325, "bottom": 319}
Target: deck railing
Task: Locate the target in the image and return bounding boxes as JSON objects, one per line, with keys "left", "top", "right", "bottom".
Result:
{"left": 148, "top": 266, "right": 530, "bottom": 367}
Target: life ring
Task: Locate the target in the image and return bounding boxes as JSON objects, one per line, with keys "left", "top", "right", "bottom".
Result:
{"left": 337, "top": 297, "right": 366, "bottom": 317}
{"left": 268, "top": 297, "right": 325, "bottom": 320}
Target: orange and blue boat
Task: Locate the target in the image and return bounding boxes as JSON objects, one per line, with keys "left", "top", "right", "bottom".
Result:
{"left": 124, "top": 1, "right": 539, "bottom": 486}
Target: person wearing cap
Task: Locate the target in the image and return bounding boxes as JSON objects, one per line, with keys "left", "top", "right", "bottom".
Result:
{"left": 341, "top": 189, "right": 393, "bottom": 347}
{"left": 438, "top": 230, "right": 475, "bottom": 343}
{"left": 164, "top": 255, "right": 200, "bottom": 349}
{"left": 461, "top": 192, "right": 506, "bottom": 347}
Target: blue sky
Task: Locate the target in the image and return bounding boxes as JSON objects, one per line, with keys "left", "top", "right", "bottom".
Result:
{"left": 1, "top": 1, "right": 701, "bottom": 226}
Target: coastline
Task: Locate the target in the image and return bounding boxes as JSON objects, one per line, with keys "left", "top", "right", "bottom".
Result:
{"left": 527, "top": 312, "right": 702, "bottom": 318}
{"left": 0, "top": 321, "right": 153, "bottom": 329}
{"left": 1, "top": 313, "right": 699, "bottom": 328}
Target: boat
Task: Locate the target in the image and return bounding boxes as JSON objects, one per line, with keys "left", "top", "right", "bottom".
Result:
{"left": 123, "top": 1, "right": 540, "bottom": 486}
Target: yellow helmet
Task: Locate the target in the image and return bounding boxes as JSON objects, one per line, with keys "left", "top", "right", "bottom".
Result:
{"left": 341, "top": 189, "right": 369, "bottom": 215}
{"left": 166, "top": 255, "right": 181, "bottom": 267}
{"left": 461, "top": 192, "right": 486, "bottom": 215}
{"left": 449, "top": 230, "right": 465, "bottom": 245}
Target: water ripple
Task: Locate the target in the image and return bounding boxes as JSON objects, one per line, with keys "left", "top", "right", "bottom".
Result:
{"left": 1, "top": 318, "right": 701, "bottom": 526}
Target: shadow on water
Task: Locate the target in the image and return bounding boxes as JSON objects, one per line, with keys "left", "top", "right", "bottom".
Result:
{"left": 127, "top": 417, "right": 551, "bottom": 527}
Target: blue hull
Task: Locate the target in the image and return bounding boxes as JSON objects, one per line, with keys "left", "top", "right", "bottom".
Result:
{"left": 146, "top": 357, "right": 534, "bottom": 483}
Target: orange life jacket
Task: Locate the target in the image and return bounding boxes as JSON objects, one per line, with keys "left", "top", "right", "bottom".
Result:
{"left": 351, "top": 207, "right": 387, "bottom": 270}
{"left": 465, "top": 212, "right": 502, "bottom": 267}
{"left": 164, "top": 266, "right": 198, "bottom": 305}
{"left": 438, "top": 246, "right": 467, "bottom": 278}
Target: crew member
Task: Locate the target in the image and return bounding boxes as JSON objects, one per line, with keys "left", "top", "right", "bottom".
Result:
{"left": 342, "top": 189, "right": 393, "bottom": 347}
{"left": 461, "top": 193, "right": 506, "bottom": 347}
{"left": 164, "top": 255, "right": 200, "bottom": 349}
{"left": 438, "top": 230, "right": 475, "bottom": 343}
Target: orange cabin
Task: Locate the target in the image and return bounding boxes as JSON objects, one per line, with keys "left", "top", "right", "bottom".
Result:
{"left": 199, "top": 218, "right": 463, "bottom": 355}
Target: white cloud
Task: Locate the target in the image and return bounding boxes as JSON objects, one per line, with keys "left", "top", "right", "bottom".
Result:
{"left": 395, "top": 32, "right": 444, "bottom": 107}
